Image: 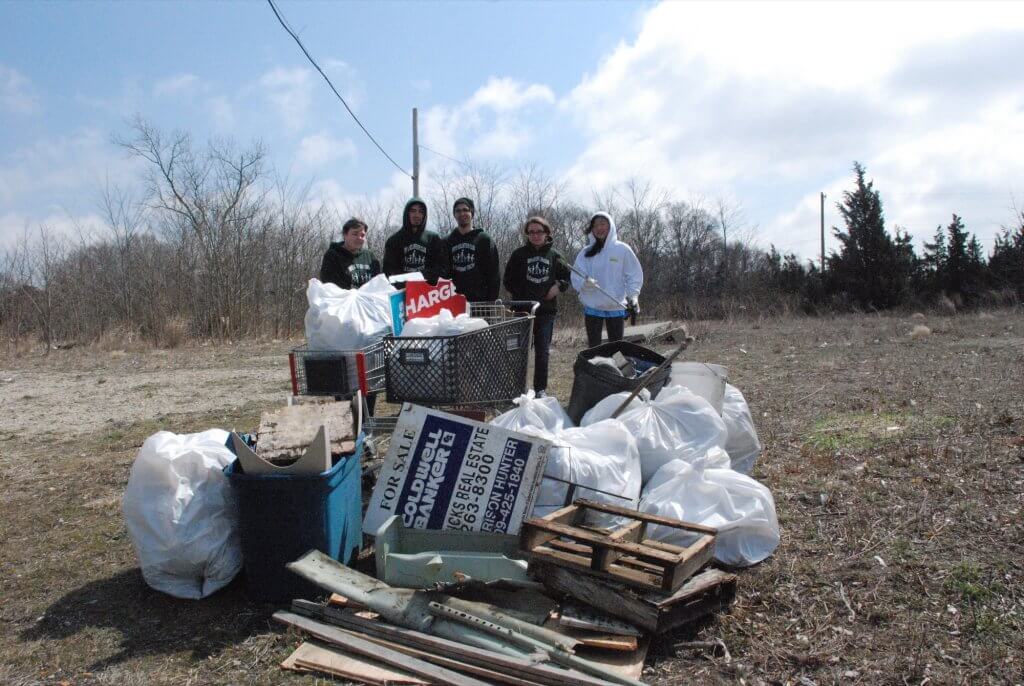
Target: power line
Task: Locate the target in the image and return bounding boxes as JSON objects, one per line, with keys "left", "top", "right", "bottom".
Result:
{"left": 420, "top": 144, "right": 470, "bottom": 169}
{"left": 265, "top": 0, "right": 411, "bottom": 178}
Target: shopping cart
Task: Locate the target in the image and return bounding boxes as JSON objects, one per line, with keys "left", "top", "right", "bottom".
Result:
{"left": 384, "top": 300, "right": 539, "bottom": 407}
{"left": 289, "top": 340, "right": 386, "bottom": 399}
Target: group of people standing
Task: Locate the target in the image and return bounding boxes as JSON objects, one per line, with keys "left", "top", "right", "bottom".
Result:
{"left": 318, "top": 197, "right": 644, "bottom": 397}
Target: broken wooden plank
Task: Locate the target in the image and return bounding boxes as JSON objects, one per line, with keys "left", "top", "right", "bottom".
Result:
{"left": 291, "top": 600, "right": 627, "bottom": 686}
{"left": 533, "top": 562, "right": 737, "bottom": 634}
{"left": 273, "top": 610, "right": 489, "bottom": 686}
{"left": 284, "top": 641, "right": 428, "bottom": 685}
{"left": 257, "top": 400, "right": 356, "bottom": 464}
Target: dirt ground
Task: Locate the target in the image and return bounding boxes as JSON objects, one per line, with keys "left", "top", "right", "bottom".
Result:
{"left": 1, "top": 310, "right": 1022, "bottom": 685}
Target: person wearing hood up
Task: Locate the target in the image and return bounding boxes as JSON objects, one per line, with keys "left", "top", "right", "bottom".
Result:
{"left": 383, "top": 198, "right": 450, "bottom": 284}
{"left": 319, "top": 217, "right": 381, "bottom": 289}
{"left": 445, "top": 197, "right": 500, "bottom": 302}
{"left": 503, "top": 216, "right": 571, "bottom": 397}
{"left": 570, "top": 211, "right": 643, "bottom": 348}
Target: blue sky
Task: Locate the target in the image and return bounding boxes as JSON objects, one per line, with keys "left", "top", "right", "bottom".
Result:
{"left": 3, "top": 1, "right": 1024, "bottom": 260}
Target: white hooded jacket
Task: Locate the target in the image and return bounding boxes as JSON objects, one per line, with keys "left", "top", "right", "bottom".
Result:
{"left": 570, "top": 212, "right": 644, "bottom": 313}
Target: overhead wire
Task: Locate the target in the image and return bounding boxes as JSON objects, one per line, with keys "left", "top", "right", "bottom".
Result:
{"left": 265, "top": 0, "right": 412, "bottom": 178}
{"left": 419, "top": 144, "right": 471, "bottom": 169}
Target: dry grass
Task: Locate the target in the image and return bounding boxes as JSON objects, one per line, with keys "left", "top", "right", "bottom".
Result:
{"left": 1, "top": 309, "right": 1022, "bottom": 684}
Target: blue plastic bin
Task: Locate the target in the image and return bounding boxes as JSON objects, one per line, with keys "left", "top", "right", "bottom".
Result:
{"left": 224, "top": 433, "right": 364, "bottom": 601}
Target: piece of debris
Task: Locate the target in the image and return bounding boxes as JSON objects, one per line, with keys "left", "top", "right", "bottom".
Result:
{"left": 910, "top": 324, "right": 931, "bottom": 340}
{"left": 520, "top": 499, "right": 716, "bottom": 593}
{"left": 256, "top": 398, "right": 357, "bottom": 464}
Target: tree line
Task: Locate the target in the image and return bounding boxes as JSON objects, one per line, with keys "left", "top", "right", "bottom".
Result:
{"left": 2, "top": 122, "right": 1022, "bottom": 350}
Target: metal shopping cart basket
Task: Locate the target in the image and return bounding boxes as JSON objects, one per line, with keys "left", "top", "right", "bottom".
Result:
{"left": 289, "top": 340, "right": 387, "bottom": 398}
{"left": 384, "top": 300, "right": 539, "bottom": 407}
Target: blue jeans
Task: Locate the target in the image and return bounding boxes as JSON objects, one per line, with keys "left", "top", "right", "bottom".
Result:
{"left": 532, "top": 313, "right": 556, "bottom": 393}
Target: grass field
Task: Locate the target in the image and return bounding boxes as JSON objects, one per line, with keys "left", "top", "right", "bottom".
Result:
{"left": 1, "top": 309, "right": 1022, "bottom": 685}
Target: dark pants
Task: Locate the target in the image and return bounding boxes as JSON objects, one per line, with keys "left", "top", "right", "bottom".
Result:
{"left": 532, "top": 313, "right": 556, "bottom": 393}
{"left": 585, "top": 314, "right": 625, "bottom": 348}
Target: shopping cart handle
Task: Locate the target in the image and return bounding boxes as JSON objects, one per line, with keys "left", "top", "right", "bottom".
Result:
{"left": 497, "top": 299, "right": 540, "bottom": 316}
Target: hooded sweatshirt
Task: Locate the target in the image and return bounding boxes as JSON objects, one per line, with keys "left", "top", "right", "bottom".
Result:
{"left": 503, "top": 237, "right": 571, "bottom": 315}
{"left": 319, "top": 242, "right": 381, "bottom": 289}
{"left": 570, "top": 212, "right": 643, "bottom": 315}
{"left": 383, "top": 198, "right": 451, "bottom": 283}
{"left": 446, "top": 227, "right": 500, "bottom": 302}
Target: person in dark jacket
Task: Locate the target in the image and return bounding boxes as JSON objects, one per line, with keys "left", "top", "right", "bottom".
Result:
{"left": 503, "top": 216, "right": 571, "bottom": 397}
{"left": 319, "top": 217, "right": 381, "bottom": 289}
{"left": 446, "top": 197, "right": 500, "bottom": 302}
{"left": 383, "top": 198, "right": 450, "bottom": 284}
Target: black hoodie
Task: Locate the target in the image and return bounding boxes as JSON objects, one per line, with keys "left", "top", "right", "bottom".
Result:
{"left": 383, "top": 198, "right": 450, "bottom": 283}
{"left": 503, "top": 239, "right": 571, "bottom": 315}
{"left": 319, "top": 242, "right": 381, "bottom": 289}
{"left": 446, "top": 227, "right": 500, "bottom": 302}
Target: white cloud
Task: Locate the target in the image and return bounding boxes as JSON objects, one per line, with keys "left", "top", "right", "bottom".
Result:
{"left": 563, "top": 0, "right": 1024, "bottom": 257}
{"left": 296, "top": 131, "right": 357, "bottom": 168}
{"left": 0, "top": 64, "right": 40, "bottom": 115}
{"left": 260, "top": 67, "right": 314, "bottom": 133}
{"left": 422, "top": 77, "right": 555, "bottom": 162}
{"left": 153, "top": 73, "right": 200, "bottom": 98}
{"left": 0, "top": 129, "right": 141, "bottom": 246}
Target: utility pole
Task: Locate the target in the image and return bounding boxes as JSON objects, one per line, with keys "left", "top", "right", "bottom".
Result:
{"left": 819, "top": 191, "right": 826, "bottom": 271}
{"left": 412, "top": 108, "right": 420, "bottom": 197}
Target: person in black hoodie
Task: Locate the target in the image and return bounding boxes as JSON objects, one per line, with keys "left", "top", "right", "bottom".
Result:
{"left": 503, "top": 216, "right": 571, "bottom": 397}
{"left": 383, "top": 198, "right": 450, "bottom": 284}
{"left": 446, "top": 197, "right": 500, "bottom": 302}
{"left": 319, "top": 218, "right": 381, "bottom": 289}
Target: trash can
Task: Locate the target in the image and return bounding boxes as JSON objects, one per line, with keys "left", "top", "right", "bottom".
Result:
{"left": 224, "top": 434, "right": 364, "bottom": 601}
{"left": 566, "top": 341, "right": 670, "bottom": 424}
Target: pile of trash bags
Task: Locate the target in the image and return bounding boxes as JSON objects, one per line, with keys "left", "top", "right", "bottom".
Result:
{"left": 494, "top": 372, "right": 778, "bottom": 567}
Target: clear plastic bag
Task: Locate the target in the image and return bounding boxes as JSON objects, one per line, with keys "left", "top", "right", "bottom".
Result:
{"left": 304, "top": 275, "right": 396, "bottom": 350}
{"left": 722, "top": 383, "right": 762, "bottom": 475}
{"left": 400, "top": 309, "right": 488, "bottom": 337}
{"left": 122, "top": 429, "right": 242, "bottom": 598}
{"left": 640, "top": 448, "right": 780, "bottom": 567}
{"left": 521, "top": 420, "right": 641, "bottom": 526}
{"left": 581, "top": 385, "right": 728, "bottom": 484}
{"left": 491, "top": 390, "right": 573, "bottom": 433}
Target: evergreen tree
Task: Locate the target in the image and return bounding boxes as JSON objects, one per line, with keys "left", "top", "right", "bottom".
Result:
{"left": 989, "top": 212, "right": 1024, "bottom": 297}
{"left": 922, "top": 224, "right": 947, "bottom": 293}
{"left": 827, "top": 162, "right": 907, "bottom": 308}
{"left": 944, "top": 214, "right": 970, "bottom": 296}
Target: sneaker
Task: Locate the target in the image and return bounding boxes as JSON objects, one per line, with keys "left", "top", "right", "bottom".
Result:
{"left": 535, "top": 390, "right": 547, "bottom": 399}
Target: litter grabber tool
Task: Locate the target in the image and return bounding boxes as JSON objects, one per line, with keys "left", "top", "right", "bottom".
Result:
{"left": 559, "top": 257, "right": 638, "bottom": 325}
{"left": 609, "top": 337, "right": 693, "bottom": 419}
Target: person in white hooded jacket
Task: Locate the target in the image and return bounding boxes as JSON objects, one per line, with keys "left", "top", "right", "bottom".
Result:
{"left": 570, "top": 211, "right": 644, "bottom": 347}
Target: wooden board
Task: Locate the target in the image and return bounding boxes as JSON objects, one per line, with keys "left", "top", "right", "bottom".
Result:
{"left": 544, "top": 618, "right": 639, "bottom": 652}
{"left": 274, "top": 611, "right": 489, "bottom": 686}
{"left": 258, "top": 400, "right": 356, "bottom": 463}
{"left": 534, "top": 562, "right": 737, "bottom": 634}
{"left": 282, "top": 641, "right": 428, "bottom": 685}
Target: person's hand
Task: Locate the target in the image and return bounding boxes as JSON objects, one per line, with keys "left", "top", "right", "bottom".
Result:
{"left": 583, "top": 277, "right": 598, "bottom": 291}
{"left": 545, "top": 284, "right": 560, "bottom": 300}
{"left": 628, "top": 297, "right": 641, "bottom": 317}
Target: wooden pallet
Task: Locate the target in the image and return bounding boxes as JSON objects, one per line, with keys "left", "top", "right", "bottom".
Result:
{"left": 519, "top": 499, "right": 717, "bottom": 593}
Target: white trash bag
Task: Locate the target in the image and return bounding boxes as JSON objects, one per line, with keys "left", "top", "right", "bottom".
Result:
{"left": 400, "top": 308, "right": 488, "bottom": 337}
{"left": 524, "top": 420, "right": 642, "bottom": 526}
{"left": 492, "top": 390, "right": 573, "bottom": 433}
{"left": 722, "top": 383, "right": 762, "bottom": 475}
{"left": 581, "top": 385, "right": 728, "bottom": 484}
{"left": 640, "top": 448, "right": 780, "bottom": 567}
{"left": 304, "top": 275, "right": 396, "bottom": 351}
{"left": 122, "top": 429, "right": 242, "bottom": 599}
